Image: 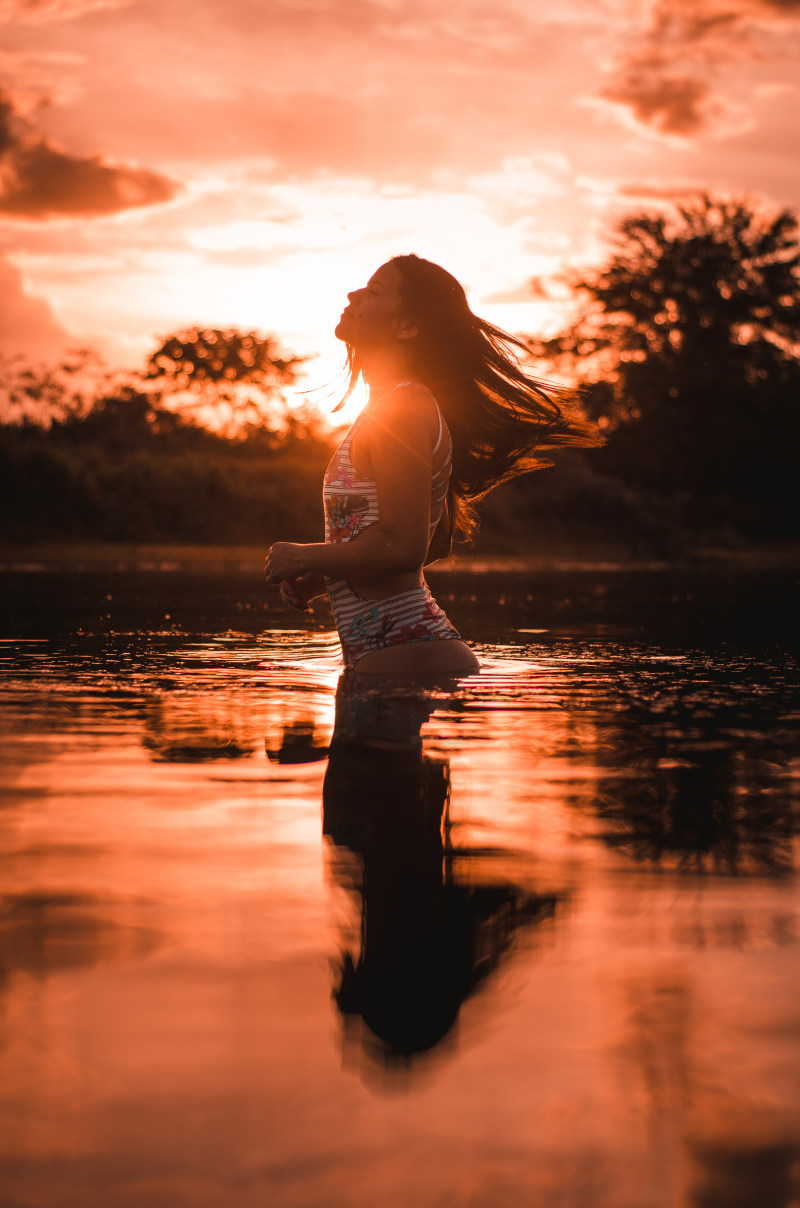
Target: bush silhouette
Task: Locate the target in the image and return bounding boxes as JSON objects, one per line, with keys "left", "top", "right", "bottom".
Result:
{"left": 527, "top": 196, "right": 800, "bottom": 538}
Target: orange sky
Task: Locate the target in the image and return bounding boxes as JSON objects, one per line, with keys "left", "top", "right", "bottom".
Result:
{"left": 2, "top": 0, "right": 800, "bottom": 392}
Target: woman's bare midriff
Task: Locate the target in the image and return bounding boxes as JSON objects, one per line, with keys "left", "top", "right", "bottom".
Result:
{"left": 352, "top": 638, "right": 480, "bottom": 675}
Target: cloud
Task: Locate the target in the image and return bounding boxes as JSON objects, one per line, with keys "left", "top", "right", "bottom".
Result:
{"left": 616, "top": 181, "right": 706, "bottom": 201}
{"left": 0, "top": 0, "right": 599, "bottom": 183}
{"left": 0, "top": 252, "right": 70, "bottom": 356}
{"left": 601, "top": 72, "right": 714, "bottom": 137}
{"left": 595, "top": 0, "right": 800, "bottom": 138}
{"left": 482, "top": 279, "right": 550, "bottom": 304}
{"left": 0, "top": 90, "right": 178, "bottom": 218}
{"left": 0, "top": 0, "right": 129, "bottom": 22}
{"left": 0, "top": 46, "right": 86, "bottom": 115}
{"left": 0, "top": 0, "right": 796, "bottom": 369}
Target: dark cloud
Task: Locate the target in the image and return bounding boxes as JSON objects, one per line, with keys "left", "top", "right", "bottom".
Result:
{"left": 597, "top": 0, "right": 800, "bottom": 138}
{"left": 601, "top": 72, "right": 713, "bottom": 136}
{"left": 0, "top": 90, "right": 178, "bottom": 218}
{"left": 0, "top": 253, "right": 69, "bottom": 356}
{"left": 687, "top": 1138, "right": 800, "bottom": 1208}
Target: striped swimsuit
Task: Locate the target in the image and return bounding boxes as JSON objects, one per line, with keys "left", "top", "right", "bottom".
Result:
{"left": 323, "top": 383, "right": 462, "bottom": 667}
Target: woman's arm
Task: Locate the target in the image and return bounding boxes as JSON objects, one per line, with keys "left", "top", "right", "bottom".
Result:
{"left": 265, "top": 387, "right": 435, "bottom": 585}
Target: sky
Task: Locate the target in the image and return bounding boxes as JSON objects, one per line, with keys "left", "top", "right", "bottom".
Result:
{"left": 1, "top": 0, "right": 800, "bottom": 401}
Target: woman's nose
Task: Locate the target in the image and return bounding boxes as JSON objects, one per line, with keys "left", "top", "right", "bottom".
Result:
{"left": 347, "top": 290, "right": 358, "bottom": 302}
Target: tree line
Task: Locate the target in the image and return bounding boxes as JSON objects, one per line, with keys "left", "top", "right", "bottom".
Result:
{"left": 0, "top": 331, "right": 331, "bottom": 544}
{"left": 527, "top": 195, "right": 799, "bottom": 543}
{"left": 2, "top": 194, "right": 798, "bottom": 553}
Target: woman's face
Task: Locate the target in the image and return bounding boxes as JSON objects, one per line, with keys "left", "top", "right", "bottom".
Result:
{"left": 335, "top": 261, "right": 413, "bottom": 348}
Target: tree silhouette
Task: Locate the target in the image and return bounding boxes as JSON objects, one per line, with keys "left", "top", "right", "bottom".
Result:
{"left": 145, "top": 327, "right": 304, "bottom": 390}
{"left": 528, "top": 196, "right": 800, "bottom": 536}
{"left": 144, "top": 327, "right": 309, "bottom": 438}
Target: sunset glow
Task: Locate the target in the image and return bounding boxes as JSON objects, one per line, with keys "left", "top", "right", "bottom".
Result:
{"left": 2, "top": 0, "right": 800, "bottom": 403}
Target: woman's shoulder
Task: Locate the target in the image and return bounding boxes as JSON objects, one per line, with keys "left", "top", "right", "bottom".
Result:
{"left": 364, "top": 381, "right": 442, "bottom": 454}
{"left": 367, "top": 381, "right": 442, "bottom": 449}
{"left": 368, "top": 382, "right": 439, "bottom": 442}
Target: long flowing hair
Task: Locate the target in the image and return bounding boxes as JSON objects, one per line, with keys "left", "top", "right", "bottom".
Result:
{"left": 341, "top": 253, "right": 601, "bottom": 549}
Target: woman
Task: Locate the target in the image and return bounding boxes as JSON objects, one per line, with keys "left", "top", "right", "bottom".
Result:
{"left": 264, "top": 255, "right": 598, "bottom": 674}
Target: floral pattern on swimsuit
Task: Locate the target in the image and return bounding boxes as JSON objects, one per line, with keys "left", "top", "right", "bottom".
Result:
{"left": 324, "top": 493, "right": 371, "bottom": 543}
{"left": 322, "top": 425, "right": 380, "bottom": 546}
{"left": 328, "top": 581, "right": 462, "bottom": 666}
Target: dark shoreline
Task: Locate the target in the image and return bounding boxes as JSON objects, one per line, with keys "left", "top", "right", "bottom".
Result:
{"left": 2, "top": 540, "right": 799, "bottom": 574}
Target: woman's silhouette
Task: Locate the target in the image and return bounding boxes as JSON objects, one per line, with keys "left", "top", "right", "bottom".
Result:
{"left": 321, "top": 673, "right": 558, "bottom": 1065}
{"left": 264, "top": 255, "right": 598, "bottom": 672}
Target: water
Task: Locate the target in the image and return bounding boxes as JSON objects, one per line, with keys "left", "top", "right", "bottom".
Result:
{"left": 1, "top": 559, "right": 799, "bottom": 1208}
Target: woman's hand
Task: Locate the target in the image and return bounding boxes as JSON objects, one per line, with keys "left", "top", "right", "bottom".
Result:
{"left": 264, "top": 542, "right": 310, "bottom": 585}
{"left": 278, "top": 572, "right": 326, "bottom": 611}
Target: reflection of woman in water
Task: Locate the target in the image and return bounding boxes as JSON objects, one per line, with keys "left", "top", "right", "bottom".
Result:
{"left": 321, "top": 678, "right": 557, "bottom": 1064}
{"left": 264, "top": 255, "right": 598, "bottom": 673}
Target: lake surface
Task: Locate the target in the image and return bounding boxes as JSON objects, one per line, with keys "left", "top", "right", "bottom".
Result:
{"left": 1, "top": 558, "right": 799, "bottom": 1208}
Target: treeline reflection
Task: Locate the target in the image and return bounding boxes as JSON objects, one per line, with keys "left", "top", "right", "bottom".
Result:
{"left": 138, "top": 662, "right": 797, "bottom": 887}
{"left": 589, "top": 707, "right": 797, "bottom": 877}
